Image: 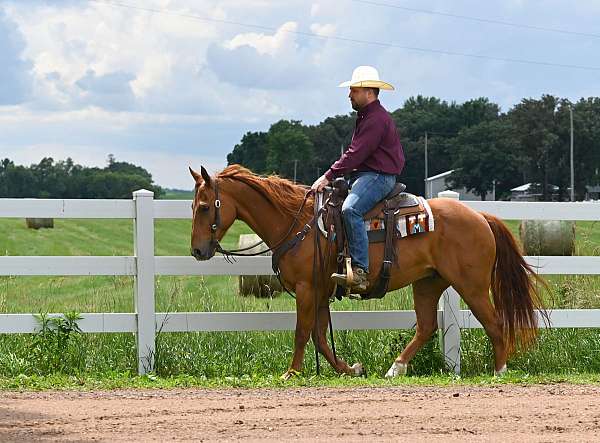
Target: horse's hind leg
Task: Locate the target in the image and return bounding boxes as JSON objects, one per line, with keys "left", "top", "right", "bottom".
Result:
{"left": 386, "top": 275, "right": 449, "bottom": 377}
{"left": 454, "top": 281, "right": 507, "bottom": 375}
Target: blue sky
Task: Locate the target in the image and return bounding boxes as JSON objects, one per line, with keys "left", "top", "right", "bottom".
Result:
{"left": 0, "top": 0, "right": 598, "bottom": 189}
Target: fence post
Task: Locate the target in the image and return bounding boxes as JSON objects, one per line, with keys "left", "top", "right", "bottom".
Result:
{"left": 437, "top": 189, "right": 461, "bottom": 374}
{"left": 133, "top": 189, "right": 155, "bottom": 374}
{"left": 441, "top": 287, "right": 461, "bottom": 374}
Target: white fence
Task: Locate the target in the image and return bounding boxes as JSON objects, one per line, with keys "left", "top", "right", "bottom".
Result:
{"left": 1, "top": 190, "right": 600, "bottom": 375}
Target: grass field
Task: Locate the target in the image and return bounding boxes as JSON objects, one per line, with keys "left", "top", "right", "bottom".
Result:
{"left": 1, "top": 205, "right": 600, "bottom": 380}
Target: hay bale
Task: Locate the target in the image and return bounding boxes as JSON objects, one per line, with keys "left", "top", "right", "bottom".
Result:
{"left": 238, "top": 234, "right": 283, "bottom": 297}
{"left": 519, "top": 220, "right": 575, "bottom": 256}
{"left": 25, "top": 218, "right": 54, "bottom": 229}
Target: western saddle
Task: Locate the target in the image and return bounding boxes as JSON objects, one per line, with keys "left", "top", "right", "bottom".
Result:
{"left": 324, "top": 177, "right": 423, "bottom": 300}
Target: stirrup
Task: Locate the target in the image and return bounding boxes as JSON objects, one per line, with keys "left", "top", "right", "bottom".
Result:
{"left": 330, "top": 257, "right": 354, "bottom": 286}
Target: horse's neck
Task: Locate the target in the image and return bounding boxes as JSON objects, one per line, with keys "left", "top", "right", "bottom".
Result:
{"left": 224, "top": 180, "right": 306, "bottom": 248}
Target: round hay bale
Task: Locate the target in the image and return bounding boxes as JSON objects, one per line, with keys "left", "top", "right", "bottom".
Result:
{"left": 519, "top": 220, "right": 575, "bottom": 256}
{"left": 25, "top": 218, "right": 54, "bottom": 229}
{"left": 238, "top": 234, "right": 283, "bottom": 297}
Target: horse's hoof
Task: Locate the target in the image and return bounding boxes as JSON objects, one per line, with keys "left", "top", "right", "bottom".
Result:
{"left": 494, "top": 364, "right": 507, "bottom": 377}
{"left": 350, "top": 362, "right": 365, "bottom": 377}
{"left": 385, "top": 361, "right": 407, "bottom": 378}
{"left": 280, "top": 369, "right": 301, "bottom": 381}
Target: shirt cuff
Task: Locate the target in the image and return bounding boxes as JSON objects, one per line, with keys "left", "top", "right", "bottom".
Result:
{"left": 324, "top": 169, "right": 335, "bottom": 182}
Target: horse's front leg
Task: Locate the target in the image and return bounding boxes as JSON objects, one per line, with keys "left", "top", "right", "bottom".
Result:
{"left": 281, "top": 281, "right": 316, "bottom": 380}
{"left": 313, "top": 304, "right": 365, "bottom": 377}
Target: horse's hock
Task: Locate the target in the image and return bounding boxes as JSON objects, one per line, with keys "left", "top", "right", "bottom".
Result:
{"left": 25, "top": 218, "right": 54, "bottom": 229}
{"left": 238, "top": 234, "right": 283, "bottom": 297}
{"left": 519, "top": 220, "right": 575, "bottom": 256}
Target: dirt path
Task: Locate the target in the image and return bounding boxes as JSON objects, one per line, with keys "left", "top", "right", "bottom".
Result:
{"left": 1, "top": 384, "right": 599, "bottom": 442}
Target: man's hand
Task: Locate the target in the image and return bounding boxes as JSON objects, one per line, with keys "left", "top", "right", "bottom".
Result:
{"left": 311, "top": 174, "right": 330, "bottom": 192}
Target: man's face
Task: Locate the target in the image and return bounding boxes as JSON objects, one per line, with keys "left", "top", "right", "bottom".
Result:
{"left": 348, "top": 87, "right": 371, "bottom": 111}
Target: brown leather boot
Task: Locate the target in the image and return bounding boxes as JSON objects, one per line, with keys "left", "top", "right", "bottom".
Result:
{"left": 331, "top": 267, "right": 369, "bottom": 292}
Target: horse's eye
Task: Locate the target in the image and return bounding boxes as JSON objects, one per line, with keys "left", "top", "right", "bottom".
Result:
{"left": 200, "top": 204, "right": 210, "bottom": 212}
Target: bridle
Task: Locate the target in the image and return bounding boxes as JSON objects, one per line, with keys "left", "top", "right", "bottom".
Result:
{"left": 204, "top": 177, "right": 317, "bottom": 259}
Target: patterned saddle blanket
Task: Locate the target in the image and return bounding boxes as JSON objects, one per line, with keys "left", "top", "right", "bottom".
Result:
{"left": 364, "top": 196, "right": 435, "bottom": 242}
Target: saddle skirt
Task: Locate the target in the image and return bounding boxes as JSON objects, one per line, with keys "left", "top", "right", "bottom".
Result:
{"left": 316, "top": 192, "right": 435, "bottom": 243}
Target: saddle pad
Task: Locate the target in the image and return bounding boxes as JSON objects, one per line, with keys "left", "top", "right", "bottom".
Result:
{"left": 366, "top": 197, "right": 435, "bottom": 242}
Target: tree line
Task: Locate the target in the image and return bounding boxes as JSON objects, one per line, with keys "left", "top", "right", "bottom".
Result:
{"left": 227, "top": 95, "right": 600, "bottom": 200}
{"left": 0, "top": 154, "right": 163, "bottom": 199}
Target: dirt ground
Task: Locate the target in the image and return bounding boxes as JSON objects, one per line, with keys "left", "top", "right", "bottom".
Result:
{"left": 1, "top": 384, "right": 600, "bottom": 442}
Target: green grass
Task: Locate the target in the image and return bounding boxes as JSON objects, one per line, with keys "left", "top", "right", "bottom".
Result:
{"left": 2, "top": 371, "right": 600, "bottom": 392}
{"left": 161, "top": 189, "right": 194, "bottom": 200}
{"left": 0, "top": 216, "right": 600, "bottom": 383}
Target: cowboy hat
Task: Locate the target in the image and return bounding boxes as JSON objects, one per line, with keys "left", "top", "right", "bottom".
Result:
{"left": 338, "top": 65, "right": 394, "bottom": 90}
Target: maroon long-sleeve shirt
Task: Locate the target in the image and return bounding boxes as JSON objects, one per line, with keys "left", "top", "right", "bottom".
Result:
{"left": 325, "top": 99, "right": 405, "bottom": 181}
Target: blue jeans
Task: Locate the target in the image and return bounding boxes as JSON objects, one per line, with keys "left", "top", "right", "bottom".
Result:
{"left": 342, "top": 172, "right": 396, "bottom": 272}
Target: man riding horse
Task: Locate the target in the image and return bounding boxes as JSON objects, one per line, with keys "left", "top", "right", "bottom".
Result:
{"left": 311, "top": 65, "right": 405, "bottom": 292}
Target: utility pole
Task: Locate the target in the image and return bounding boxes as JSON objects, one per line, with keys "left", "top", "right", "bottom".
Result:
{"left": 424, "top": 132, "right": 429, "bottom": 198}
{"left": 293, "top": 159, "right": 298, "bottom": 184}
{"left": 569, "top": 105, "right": 574, "bottom": 201}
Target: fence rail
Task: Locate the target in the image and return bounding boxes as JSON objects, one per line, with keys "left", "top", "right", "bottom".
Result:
{"left": 1, "top": 191, "right": 599, "bottom": 374}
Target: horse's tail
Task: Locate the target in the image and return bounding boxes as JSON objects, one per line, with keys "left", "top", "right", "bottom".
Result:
{"left": 481, "top": 212, "right": 549, "bottom": 355}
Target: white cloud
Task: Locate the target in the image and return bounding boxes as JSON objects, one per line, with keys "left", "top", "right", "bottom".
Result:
{"left": 1, "top": 0, "right": 598, "bottom": 188}
{"left": 310, "top": 23, "right": 336, "bottom": 37}
{"left": 224, "top": 21, "right": 298, "bottom": 56}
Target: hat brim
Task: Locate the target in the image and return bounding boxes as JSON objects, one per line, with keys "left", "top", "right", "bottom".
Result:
{"left": 338, "top": 80, "right": 394, "bottom": 90}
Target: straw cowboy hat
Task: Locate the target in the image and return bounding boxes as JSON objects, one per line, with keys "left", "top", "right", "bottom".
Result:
{"left": 338, "top": 65, "right": 394, "bottom": 90}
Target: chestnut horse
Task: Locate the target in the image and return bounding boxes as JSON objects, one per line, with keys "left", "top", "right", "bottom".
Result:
{"left": 190, "top": 164, "right": 546, "bottom": 379}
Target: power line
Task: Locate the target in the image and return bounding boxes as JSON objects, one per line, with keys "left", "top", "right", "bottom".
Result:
{"left": 89, "top": 0, "right": 600, "bottom": 72}
{"left": 351, "top": 0, "right": 600, "bottom": 39}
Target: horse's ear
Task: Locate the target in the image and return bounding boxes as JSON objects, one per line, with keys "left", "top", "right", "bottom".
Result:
{"left": 189, "top": 166, "right": 202, "bottom": 183}
{"left": 200, "top": 166, "right": 212, "bottom": 187}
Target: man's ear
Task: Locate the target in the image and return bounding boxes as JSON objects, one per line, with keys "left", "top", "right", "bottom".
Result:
{"left": 189, "top": 166, "right": 202, "bottom": 183}
{"left": 200, "top": 166, "right": 212, "bottom": 187}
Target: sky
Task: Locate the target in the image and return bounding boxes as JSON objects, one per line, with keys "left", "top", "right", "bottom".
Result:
{"left": 0, "top": 0, "right": 598, "bottom": 189}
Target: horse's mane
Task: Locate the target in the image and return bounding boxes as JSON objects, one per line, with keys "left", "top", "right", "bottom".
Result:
{"left": 217, "top": 165, "right": 313, "bottom": 218}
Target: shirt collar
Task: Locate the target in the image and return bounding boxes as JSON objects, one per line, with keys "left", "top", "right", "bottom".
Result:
{"left": 358, "top": 99, "right": 380, "bottom": 118}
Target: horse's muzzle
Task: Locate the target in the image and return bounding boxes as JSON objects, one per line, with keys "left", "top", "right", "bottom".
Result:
{"left": 191, "top": 247, "right": 214, "bottom": 261}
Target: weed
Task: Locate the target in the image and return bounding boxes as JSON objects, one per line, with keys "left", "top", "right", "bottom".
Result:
{"left": 29, "top": 312, "right": 85, "bottom": 374}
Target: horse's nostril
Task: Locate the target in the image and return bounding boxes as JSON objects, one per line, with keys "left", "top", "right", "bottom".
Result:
{"left": 192, "top": 248, "right": 202, "bottom": 257}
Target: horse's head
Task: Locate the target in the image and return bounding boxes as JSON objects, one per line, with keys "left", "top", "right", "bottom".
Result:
{"left": 189, "top": 166, "right": 236, "bottom": 261}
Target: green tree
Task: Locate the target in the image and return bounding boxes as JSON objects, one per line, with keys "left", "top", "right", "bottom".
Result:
{"left": 508, "top": 95, "right": 562, "bottom": 200}
{"left": 265, "top": 120, "right": 314, "bottom": 183}
{"left": 569, "top": 98, "right": 600, "bottom": 199}
{"left": 305, "top": 114, "right": 354, "bottom": 181}
{"left": 450, "top": 119, "right": 521, "bottom": 200}
{"left": 226, "top": 131, "right": 268, "bottom": 173}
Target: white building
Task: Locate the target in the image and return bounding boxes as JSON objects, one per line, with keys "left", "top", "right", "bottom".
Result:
{"left": 510, "top": 183, "right": 559, "bottom": 201}
{"left": 424, "top": 170, "right": 485, "bottom": 201}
